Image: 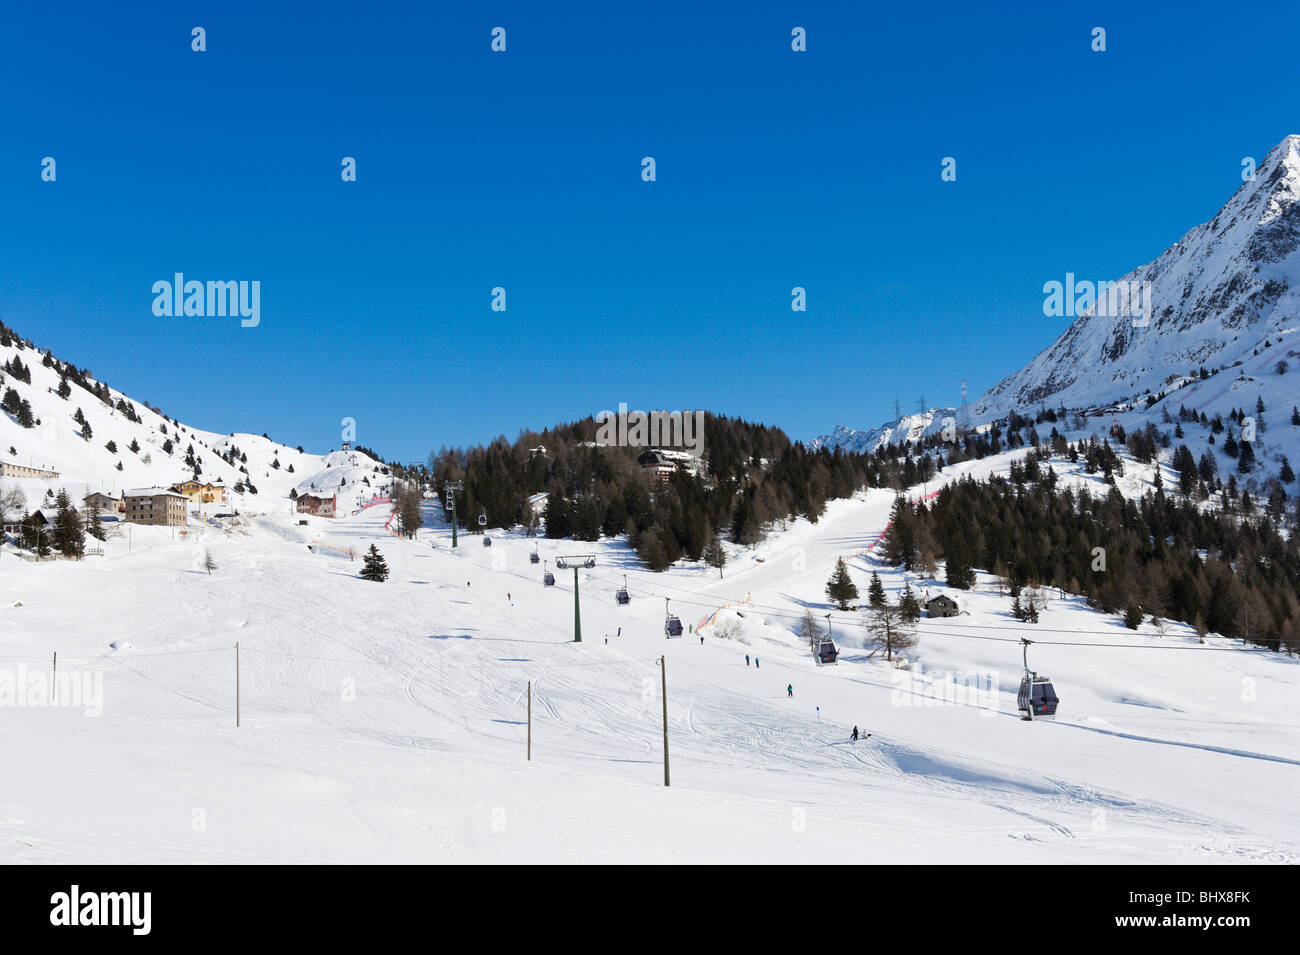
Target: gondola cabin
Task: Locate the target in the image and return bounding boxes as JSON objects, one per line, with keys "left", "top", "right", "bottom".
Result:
{"left": 543, "top": 571, "right": 555, "bottom": 586}
{"left": 664, "top": 616, "right": 683, "bottom": 637}
{"left": 616, "top": 588, "right": 630, "bottom": 605}
{"left": 1017, "top": 674, "right": 1058, "bottom": 720}
{"left": 814, "top": 640, "right": 838, "bottom": 665}
{"left": 530, "top": 551, "right": 540, "bottom": 564}
{"left": 482, "top": 536, "right": 492, "bottom": 547}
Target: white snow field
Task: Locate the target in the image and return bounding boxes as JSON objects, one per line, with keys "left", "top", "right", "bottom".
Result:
{"left": 2, "top": 449, "right": 1297, "bottom": 864}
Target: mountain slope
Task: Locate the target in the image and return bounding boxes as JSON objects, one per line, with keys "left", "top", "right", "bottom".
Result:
{"left": 0, "top": 324, "right": 389, "bottom": 515}
{"left": 975, "top": 134, "right": 1300, "bottom": 418}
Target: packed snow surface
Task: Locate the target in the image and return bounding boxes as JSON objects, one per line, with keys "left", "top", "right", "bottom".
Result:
{"left": 2, "top": 449, "right": 1296, "bottom": 863}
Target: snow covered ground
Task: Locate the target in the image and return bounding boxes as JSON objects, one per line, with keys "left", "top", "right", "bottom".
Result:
{"left": 2, "top": 448, "right": 1296, "bottom": 864}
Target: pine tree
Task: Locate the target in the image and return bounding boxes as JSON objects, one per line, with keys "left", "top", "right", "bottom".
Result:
{"left": 360, "top": 544, "right": 389, "bottom": 582}
{"left": 202, "top": 549, "right": 217, "bottom": 575}
{"left": 898, "top": 582, "right": 921, "bottom": 622}
{"left": 944, "top": 535, "right": 976, "bottom": 590}
{"left": 52, "top": 489, "right": 85, "bottom": 558}
{"left": 824, "top": 557, "right": 858, "bottom": 610}
{"left": 1124, "top": 597, "right": 1144, "bottom": 630}
{"left": 867, "top": 570, "right": 887, "bottom": 608}
{"left": 73, "top": 407, "right": 92, "bottom": 440}
{"left": 84, "top": 501, "right": 105, "bottom": 541}
{"left": 1023, "top": 596, "right": 1040, "bottom": 624}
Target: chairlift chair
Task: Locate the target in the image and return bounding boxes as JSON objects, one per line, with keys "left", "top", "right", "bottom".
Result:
{"left": 1017, "top": 638, "right": 1059, "bottom": 720}
{"left": 664, "top": 598, "right": 683, "bottom": 637}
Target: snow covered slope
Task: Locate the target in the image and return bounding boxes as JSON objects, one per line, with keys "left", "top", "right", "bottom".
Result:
{"left": 976, "top": 134, "right": 1300, "bottom": 419}
{"left": 0, "top": 327, "right": 379, "bottom": 514}
{"left": 2, "top": 445, "right": 1297, "bottom": 863}
{"left": 293, "top": 448, "right": 392, "bottom": 514}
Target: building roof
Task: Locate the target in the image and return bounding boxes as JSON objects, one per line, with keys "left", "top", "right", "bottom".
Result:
{"left": 124, "top": 487, "right": 189, "bottom": 498}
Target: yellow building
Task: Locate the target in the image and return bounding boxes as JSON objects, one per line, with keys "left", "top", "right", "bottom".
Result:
{"left": 170, "top": 479, "right": 227, "bottom": 506}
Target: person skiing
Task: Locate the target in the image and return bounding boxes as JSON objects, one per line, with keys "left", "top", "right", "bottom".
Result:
{"left": 745, "top": 654, "right": 750, "bottom": 666}
{"left": 787, "top": 684, "right": 793, "bottom": 698}
{"left": 755, "top": 657, "right": 759, "bottom": 669}
{"left": 507, "top": 592, "right": 511, "bottom": 602}
{"left": 617, "top": 627, "right": 621, "bottom": 637}
{"left": 700, "top": 635, "right": 704, "bottom": 645}
{"left": 851, "top": 726, "right": 859, "bottom": 741}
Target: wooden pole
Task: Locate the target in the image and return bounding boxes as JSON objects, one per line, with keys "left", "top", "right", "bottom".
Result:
{"left": 235, "top": 641, "right": 240, "bottom": 727}
{"left": 660, "top": 656, "right": 670, "bottom": 787}
{"left": 51, "top": 651, "right": 56, "bottom": 697}
{"left": 527, "top": 680, "right": 532, "bottom": 761}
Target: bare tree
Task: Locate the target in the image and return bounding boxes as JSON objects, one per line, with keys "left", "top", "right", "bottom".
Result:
{"left": 799, "top": 611, "right": 823, "bottom": 649}
{"left": 862, "top": 602, "right": 918, "bottom": 662}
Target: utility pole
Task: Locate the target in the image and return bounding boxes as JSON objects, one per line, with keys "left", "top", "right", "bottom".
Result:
{"left": 527, "top": 680, "right": 532, "bottom": 761}
{"left": 51, "top": 651, "right": 56, "bottom": 698}
{"left": 235, "top": 641, "right": 240, "bottom": 728}
{"left": 659, "top": 656, "right": 670, "bottom": 787}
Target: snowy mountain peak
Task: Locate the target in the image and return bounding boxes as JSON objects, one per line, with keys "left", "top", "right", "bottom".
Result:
{"left": 973, "top": 134, "right": 1300, "bottom": 419}
{"left": 812, "top": 410, "right": 957, "bottom": 453}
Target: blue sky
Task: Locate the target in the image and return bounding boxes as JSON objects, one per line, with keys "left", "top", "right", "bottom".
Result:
{"left": 2, "top": 0, "right": 1298, "bottom": 462}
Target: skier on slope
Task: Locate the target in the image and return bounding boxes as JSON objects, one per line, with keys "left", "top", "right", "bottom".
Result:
{"left": 745, "top": 654, "right": 750, "bottom": 666}
{"left": 851, "top": 726, "right": 859, "bottom": 741}
{"left": 755, "top": 657, "right": 759, "bottom": 669}
{"left": 787, "top": 684, "right": 793, "bottom": 698}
